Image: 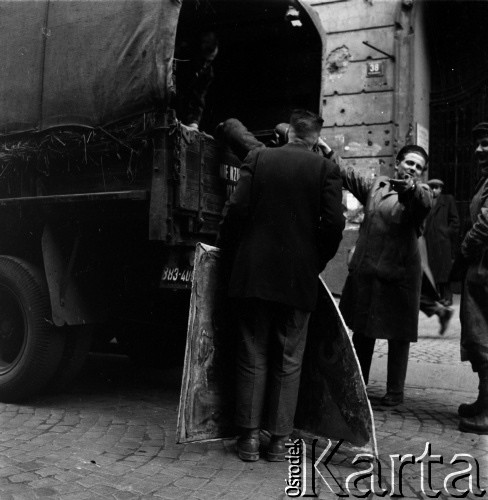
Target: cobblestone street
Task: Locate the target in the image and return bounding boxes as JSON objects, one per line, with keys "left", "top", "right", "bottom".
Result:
{"left": 0, "top": 294, "right": 485, "bottom": 499}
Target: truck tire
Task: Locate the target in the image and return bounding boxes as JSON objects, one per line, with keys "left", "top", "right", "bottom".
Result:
{"left": 0, "top": 256, "right": 65, "bottom": 402}
{"left": 47, "top": 325, "right": 93, "bottom": 392}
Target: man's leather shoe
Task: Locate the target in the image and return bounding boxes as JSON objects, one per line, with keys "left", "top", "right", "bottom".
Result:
{"left": 459, "top": 411, "right": 488, "bottom": 434}
{"left": 380, "top": 392, "right": 403, "bottom": 407}
{"left": 438, "top": 307, "right": 453, "bottom": 335}
{"left": 458, "top": 400, "right": 481, "bottom": 418}
{"left": 266, "top": 435, "right": 288, "bottom": 462}
{"left": 236, "top": 429, "right": 260, "bottom": 461}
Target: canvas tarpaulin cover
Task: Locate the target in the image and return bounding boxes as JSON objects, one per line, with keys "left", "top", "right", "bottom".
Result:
{"left": 0, "top": 0, "right": 181, "bottom": 136}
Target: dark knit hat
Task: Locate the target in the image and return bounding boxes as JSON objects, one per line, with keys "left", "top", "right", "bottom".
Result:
{"left": 427, "top": 178, "right": 444, "bottom": 188}
{"left": 472, "top": 122, "right": 488, "bottom": 139}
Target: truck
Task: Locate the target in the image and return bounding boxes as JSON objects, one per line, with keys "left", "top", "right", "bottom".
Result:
{"left": 0, "top": 0, "right": 326, "bottom": 401}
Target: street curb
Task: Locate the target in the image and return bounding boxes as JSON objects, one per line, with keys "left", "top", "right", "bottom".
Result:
{"left": 369, "top": 357, "right": 477, "bottom": 393}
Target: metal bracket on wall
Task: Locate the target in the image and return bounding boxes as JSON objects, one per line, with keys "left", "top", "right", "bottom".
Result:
{"left": 362, "top": 41, "right": 395, "bottom": 62}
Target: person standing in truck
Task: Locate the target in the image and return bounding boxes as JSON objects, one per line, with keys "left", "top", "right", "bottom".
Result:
{"left": 339, "top": 145, "right": 432, "bottom": 407}
{"left": 172, "top": 30, "right": 219, "bottom": 131}
{"left": 457, "top": 122, "right": 488, "bottom": 434}
{"left": 218, "top": 109, "right": 344, "bottom": 462}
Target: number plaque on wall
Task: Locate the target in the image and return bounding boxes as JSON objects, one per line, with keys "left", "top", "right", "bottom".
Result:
{"left": 366, "top": 61, "right": 385, "bottom": 77}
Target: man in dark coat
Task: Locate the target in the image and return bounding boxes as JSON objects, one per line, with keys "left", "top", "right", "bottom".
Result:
{"left": 457, "top": 122, "right": 488, "bottom": 434}
{"left": 418, "top": 234, "right": 454, "bottom": 335}
{"left": 218, "top": 109, "right": 344, "bottom": 461}
{"left": 424, "top": 178, "right": 460, "bottom": 306}
{"left": 339, "top": 145, "right": 432, "bottom": 407}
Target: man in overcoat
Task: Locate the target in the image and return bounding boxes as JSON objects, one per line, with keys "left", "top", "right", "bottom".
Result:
{"left": 418, "top": 236, "right": 454, "bottom": 336}
{"left": 339, "top": 145, "right": 432, "bottom": 407}
{"left": 458, "top": 122, "right": 488, "bottom": 434}
{"left": 218, "top": 109, "right": 344, "bottom": 461}
{"left": 424, "top": 178, "right": 460, "bottom": 306}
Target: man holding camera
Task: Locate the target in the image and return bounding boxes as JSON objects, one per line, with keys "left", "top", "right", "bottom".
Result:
{"left": 339, "top": 145, "right": 432, "bottom": 407}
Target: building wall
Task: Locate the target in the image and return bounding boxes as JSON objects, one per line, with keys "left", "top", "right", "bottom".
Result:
{"left": 310, "top": 0, "right": 400, "bottom": 179}
{"left": 412, "top": 0, "right": 431, "bottom": 155}
{"left": 307, "top": 0, "right": 420, "bottom": 293}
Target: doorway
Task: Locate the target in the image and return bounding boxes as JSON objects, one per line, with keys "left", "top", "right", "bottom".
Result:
{"left": 426, "top": 0, "right": 488, "bottom": 235}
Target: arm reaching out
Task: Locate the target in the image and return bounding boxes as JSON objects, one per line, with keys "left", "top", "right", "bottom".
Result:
{"left": 318, "top": 160, "right": 345, "bottom": 269}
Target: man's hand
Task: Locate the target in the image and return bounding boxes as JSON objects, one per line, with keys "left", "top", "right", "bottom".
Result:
{"left": 314, "top": 137, "right": 335, "bottom": 159}
{"left": 317, "top": 137, "right": 332, "bottom": 154}
{"left": 390, "top": 177, "right": 415, "bottom": 193}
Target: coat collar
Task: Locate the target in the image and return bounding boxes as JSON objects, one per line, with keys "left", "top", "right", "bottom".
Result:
{"left": 283, "top": 142, "right": 309, "bottom": 151}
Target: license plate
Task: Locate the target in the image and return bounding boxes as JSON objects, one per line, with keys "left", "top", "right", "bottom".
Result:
{"left": 160, "top": 266, "right": 193, "bottom": 287}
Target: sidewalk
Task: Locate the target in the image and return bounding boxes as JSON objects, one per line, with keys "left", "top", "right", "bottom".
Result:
{"left": 325, "top": 293, "right": 487, "bottom": 500}
{"left": 369, "top": 293, "right": 477, "bottom": 392}
{"left": 0, "top": 294, "right": 484, "bottom": 499}
{"left": 169, "top": 293, "right": 487, "bottom": 499}
{"left": 313, "top": 380, "right": 488, "bottom": 499}
{"left": 303, "top": 293, "right": 486, "bottom": 499}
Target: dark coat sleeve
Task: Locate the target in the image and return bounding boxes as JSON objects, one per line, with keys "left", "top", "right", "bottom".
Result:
{"left": 446, "top": 194, "right": 460, "bottom": 238}
{"left": 339, "top": 164, "right": 374, "bottom": 206}
{"left": 215, "top": 118, "right": 265, "bottom": 161}
{"left": 398, "top": 182, "right": 432, "bottom": 236}
{"left": 318, "top": 160, "right": 345, "bottom": 269}
{"left": 217, "top": 149, "right": 258, "bottom": 252}
{"left": 461, "top": 184, "right": 488, "bottom": 260}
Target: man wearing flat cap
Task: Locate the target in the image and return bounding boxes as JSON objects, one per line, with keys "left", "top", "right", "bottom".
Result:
{"left": 423, "top": 178, "right": 460, "bottom": 307}
{"left": 339, "top": 144, "right": 432, "bottom": 407}
{"left": 457, "top": 122, "right": 488, "bottom": 434}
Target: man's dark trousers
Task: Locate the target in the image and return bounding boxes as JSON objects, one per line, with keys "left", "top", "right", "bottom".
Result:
{"left": 234, "top": 297, "right": 311, "bottom": 436}
{"left": 352, "top": 332, "right": 409, "bottom": 395}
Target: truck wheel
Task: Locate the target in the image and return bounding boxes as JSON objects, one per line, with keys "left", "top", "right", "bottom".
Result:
{"left": 47, "top": 325, "right": 93, "bottom": 392}
{"left": 0, "top": 256, "right": 65, "bottom": 402}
